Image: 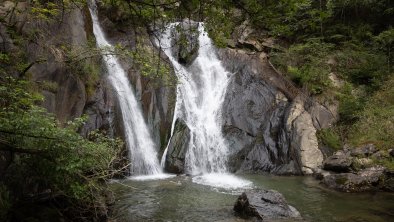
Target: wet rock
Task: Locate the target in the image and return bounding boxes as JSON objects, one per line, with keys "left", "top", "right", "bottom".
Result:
{"left": 234, "top": 189, "right": 301, "bottom": 220}
{"left": 171, "top": 21, "right": 199, "bottom": 65}
{"left": 313, "top": 169, "right": 331, "bottom": 180}
{"left": 350, "top": 144, "right": 377, "bottom": 157}
{"left": 164, "top": 120, "right": 190, "bottom": 174}
{"left": 80, "top": 81, "right": 115, "bottom": 137}
{"left": 322, "top": 166, "right": 386, "bottom": 192}
{"left": 323, "top": 153, "right": 353, "bottom": 173}
{"left": 221, "top": 56, "right": 299, "bottom": 174}
{"left": 216, "top": 48, "right": 330, "bottom": 175}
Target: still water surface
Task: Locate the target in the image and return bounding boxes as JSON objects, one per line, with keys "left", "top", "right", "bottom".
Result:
{"left": 110, "top": 174, "right": 394, "bottom": 221}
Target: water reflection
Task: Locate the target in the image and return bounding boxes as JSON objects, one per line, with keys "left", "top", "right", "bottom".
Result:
{"left": 110, "top": 175, "right": 394, "bottom": 222}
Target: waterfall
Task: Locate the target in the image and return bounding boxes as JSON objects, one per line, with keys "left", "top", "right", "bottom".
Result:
{"left": 160, "top": 24, "right": 230, "bottom": 175}
{"left": 89, "top": 2, "right": 161, "bottom": 175}
{"left": 160, "top": 23, "right": 251, "bottom": 188}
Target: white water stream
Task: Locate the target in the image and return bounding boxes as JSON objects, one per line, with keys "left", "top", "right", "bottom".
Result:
{"left": 89, "top": 2, "right": 162, "bottom": 176}
{"left": 160, "top": 23, "right": 251, "bottom": 188}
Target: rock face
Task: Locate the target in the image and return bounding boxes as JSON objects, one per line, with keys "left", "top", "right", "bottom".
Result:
{"left": 164, "top": 120, "right": 190, "bottom": 174}
{"left": 80, "top": 81, "right": 115, "bottom": 137}
{"left": 164, "top": 46, "right": 331, "bottom": 175}
{"left": 234, "top": 189, "right": 301, "bottom": 220}
{"left": 1, "top": 0, "right": 175, "bottom": 156}
{"left": 286, "top": 97, "right": 324, "bottom": 174}
{"left": 170, "top": 21, "right": 199, "bottom": 65}
{"left": 1, "top": 2, "right": 91, "bottom": 123}
{"left": 218, "top": 48, "right": 325, "bottom": 175}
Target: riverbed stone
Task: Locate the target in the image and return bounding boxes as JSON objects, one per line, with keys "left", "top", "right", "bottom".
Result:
{"left": 350, "top": 144, "right": 377, "bottom": 157}
{"left": 234, "top": 189, "right": 301, "bottom": 220}
{"left": 322, "top": 166, "right": 386, "bottom": 192}
{"left": 323, "top": 153, "right": 353, "bottom": 173}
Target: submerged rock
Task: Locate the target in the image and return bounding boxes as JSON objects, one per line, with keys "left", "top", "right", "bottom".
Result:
{"left": 234, "top": 189, "right": 301, "bottom": 220}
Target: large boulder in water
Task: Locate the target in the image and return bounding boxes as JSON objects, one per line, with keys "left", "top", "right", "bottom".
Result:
{"left": 164, "top": 120, "right": 190, "bottom": 174}
{"left": 170, "top": 21, "right": 199, "bottom": 65}
{"left": 234, "top": 189, "right": 301, "bottom": 220}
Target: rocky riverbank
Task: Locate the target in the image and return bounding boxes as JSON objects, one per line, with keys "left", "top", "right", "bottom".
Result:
{"left": 314, "top": 144, "right": 394, "bottom": 192}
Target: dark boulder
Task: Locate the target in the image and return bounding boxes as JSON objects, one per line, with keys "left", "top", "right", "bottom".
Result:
{"left": 323, "top": 152, "right": 353, "bottom": 173}
{"left": 322, "top": 166, "right": 386, "bottom": 192}
{"left": 164, "top": 120, "right": 190, "bottom": 174}
{"left": 350, "top": 144, "right": 377, "bottom": 157}
{"left": 234, "top": 189, "right": 301, "bottom": 220}
{"left": 171, "top": 21, "right": 199, "bottom": 65}
{"left": 383, "top": 169, "right": 394, "bottom": 192}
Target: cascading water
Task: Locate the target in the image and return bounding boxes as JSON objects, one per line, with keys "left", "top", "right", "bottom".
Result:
{"left": 89, "top": 2, "right": 161, "bottom": 176}
{"left": 160, "top": 23, "right": 252, "bottom": 188}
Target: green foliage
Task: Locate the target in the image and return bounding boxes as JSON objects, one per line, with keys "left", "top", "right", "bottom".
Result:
{"left": 271, "top": 40, "right": 334, "bottom": 94}
{"left": 335, "top": 44, "right": 389, "bottom": 89}
{"left": 0, "top": 77, "right": 124, "bottom": 219}
{"left": 317, "top": 128, "right": 342, "bottom": 150}
{"left": 348, "top": 76, "right": 394, "bottom": 150}
{"left": 31, "top": 1, "right": 59, "bottom": 20}
{"left": 0, "top": 184, "right": 11, "bottom": 222}
{"left": 120, "top": 43, "right": 176, "bottom": 87}
{"left": 336, "top": 83, "right": 365, "bottom": 124}
{"left": 376, "top": 158, "right": 394, "bottom": 171}
{"left": 30, "top": 0, "right": 86, "bottom": 20}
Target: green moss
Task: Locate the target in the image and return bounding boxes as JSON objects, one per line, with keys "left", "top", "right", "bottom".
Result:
{"left": 335, "top": 176, "right": 348, "bottom": 185}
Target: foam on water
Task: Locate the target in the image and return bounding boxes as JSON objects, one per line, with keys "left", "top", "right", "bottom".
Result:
{"left": 129, "top": 173, "right": 176, "bottom": 181}
{"left": 192, "top": 173, "right": 253, "bottom": 190}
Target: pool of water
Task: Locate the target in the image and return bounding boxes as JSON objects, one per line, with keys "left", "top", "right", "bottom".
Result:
{"left": 109, "top": 174, "right": 394, "bottom": 221}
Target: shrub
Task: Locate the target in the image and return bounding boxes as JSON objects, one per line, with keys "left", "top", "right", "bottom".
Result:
{"left": 271, "top": 40, "right": 334, "bottom": 95}
{"left": 317, "top": 128, "right": 342, "bottom": 150}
